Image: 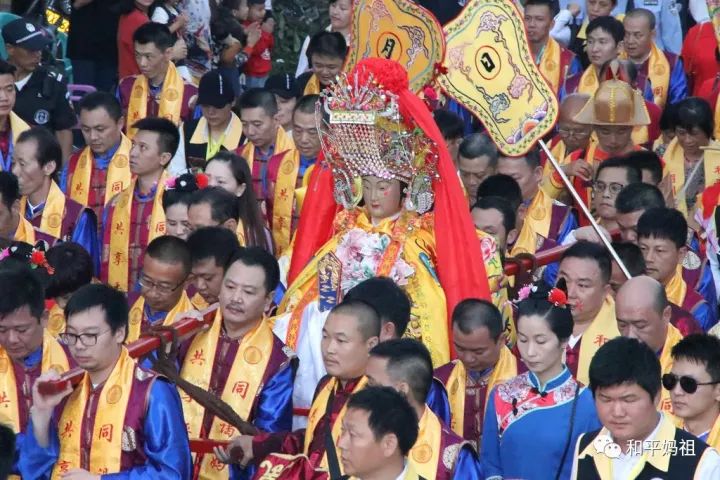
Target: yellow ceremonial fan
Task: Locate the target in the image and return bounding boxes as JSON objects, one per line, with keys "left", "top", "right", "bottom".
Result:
{"left": 345, "top": 0, "right": 445, "bottom": 93}
{"left": 437, "top": 0, "right": 559, "bottom": 156}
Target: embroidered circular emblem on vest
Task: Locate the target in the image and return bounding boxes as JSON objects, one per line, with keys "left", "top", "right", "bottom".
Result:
{"left": 49, "top": 312, "right": 64, "bottom": 331}
{"left": 164, "top": 89, "right": 179, "bottom": 101}
{"left": 412, "top": 443, "right": 433, "bottom": 463}
{"left": 544, "top": 59, "right": 556, "bottom": 72}
{"left": 530, "top": 205, "right": 546, "bottom": 221}
{"left": 130, "top": 308, "right": 142, "bottom": 325}
{"left": 47, "top": 213, "right": 62, "bottom": 229}
{"left": 34, "top": 109, "right": 49, "bottom": 125}
{"left": 683, "top": 250, "right": 701, "bottom": 270}
{"left": 442, "top": 444, "right": 461, "bottom": 469}
{"left": 113, "top": 154, "right": 129, "bottom": 168}
{"left": 244, "top": 346, "right": 262, "bottom": 364}
{"left": 584, "top": 74, "right": 595, "bottom": 86}
{"left": 653, "top": 64, "right": 666, "bottom": 76}
{"left": 281, "top": 159, "right": 295, "bottom": 175}
{"left": 49, "top": 364, "right": 65, "bottom": 374}
{"left": 106, "top": 385, "right": 122, "bottom": 404}
{"left": 0, "top": 357, "right": 8, "bottom": 373}
{"left": 132, "top": 85, "right": 144, "bottom": 98}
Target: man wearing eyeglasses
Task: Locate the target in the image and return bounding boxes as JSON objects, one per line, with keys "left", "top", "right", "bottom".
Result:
{"left": 177, "top": 247, "right": 296, "bottom": 480}
{"left": 616, "top": 275, "right": 685, "bottom": 420}
{"left": 591, "top": 158, "right": 642, "bottom": 232}
{"left": 19, "top": 283, "right": 192, "bottom": 479}
{"left": 667, "top": 334, "right": 720, "bottom": 450}
{"left": 126, "top": 235, "right": 197, "bottom": 343}
{"left": 0, "top": 269, "right": 73, "bottom": 473}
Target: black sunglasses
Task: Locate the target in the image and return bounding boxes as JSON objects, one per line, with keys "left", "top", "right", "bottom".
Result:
{"left": 662, "top": 373, "right": 720, "bottom": 394}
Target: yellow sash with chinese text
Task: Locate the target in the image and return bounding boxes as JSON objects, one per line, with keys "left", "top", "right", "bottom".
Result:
{"left": 180, "top": 311, "right": 274, "bottom": 480}
{"left": 20, "top": 181, "right": 66, "bottom": 239}
{"left": 409, "top": 408, "right": 443, "bottom": 480}
{"left": 577, "top": 297, "right": 619, "bottom": 385}
{"left": 107, "top": 175, "right": 167, "bottom": 292}
{"left": 241, "top": 126, "right": 295, "bottom": 174}
{"left": 510, "top": 188, "right": 553, "bottom": 256}
{"left": 578, "top": 67, "right": 599, "bottom": 96}
{"left": 304, "top": 376, "right": 367, "bottom": 470}
{"left": 126, "top": 63, "right": 185, "bottom": 138}
{"left": 236, "top": 219, "right": 246, "bottom": 247}
{"left": 70, "top": 135, "right": 132, "bottom": 207}
{"left": 303, "top": 74, "right": 321, "bottom": 95}
{"left": 52, "top": 348, "right": 135, "bottom": 478}
{"left": 662, "top": 138, "right": 720, "bottom": 216}
{"left": 0, "top": 112, "right": 29, "bottom": 171}
{"left": 0, "top": 330, "right": 69, "bottom": 432}
{"left": 189, "top": 112, "right": 244, "bottom": 161}
{"left": 47, "top": 303, "right": 66, "bottom": 338}
{"left": 126, "top": 291, "right": 195, "bottom": 343}
{"left": 646, "top": 43, "right": 671, "bottom": 109}
{"left": 272, "top": 150, "right": 301, "bottom": 254}
{"left": 443, "top": 348, "right": 517, "bottom": 437}
{"left": 13, "top": 216, "right": 37, "bottom": 244}
{"left": 657, "top": 324, "right": 683, "bottom": 419}
{"left": 538, "top": 38, "right": 562, "bottom": 95}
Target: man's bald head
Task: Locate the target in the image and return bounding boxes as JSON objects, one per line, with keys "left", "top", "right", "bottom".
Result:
{"left": 616, "top": 275, "right": 670, "bottom": 353}
{"left": 559, "top": 94, "right": 591, "bottom": 122}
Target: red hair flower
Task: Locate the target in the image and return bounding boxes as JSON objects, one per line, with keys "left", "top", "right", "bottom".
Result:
{"left": 548, "top": 288, "right": 567, "bottom": 307}
{"left": 195, "top": 173, "right": 209, "bottom": 189}
{"left": 30, "top": 250, "right": 55, "bottom": 275}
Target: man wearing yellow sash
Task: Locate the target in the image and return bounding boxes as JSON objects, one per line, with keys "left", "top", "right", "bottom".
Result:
{"left": 616, "top": 276, "right": 685, "bottom": 419}
{"left": 573, "top": 337, "right": 720, "bottom": 479}
{"left": 126, "top": 236, "right": 196, "bottom": 343}
{"left": 566, "top": 17, "right": 624, "bottom": 96}
{"left": 667, "top": 334, "right": 720, "bottom": 450}
{"left": 237, "top": 89, "right": 298, "bottom": 254}
{"left": 0, "top": 60, "right": 29, "bottom": 173}
{"left": 623, "top": 9, "right": 687, "bottom": 111}
{"left": 637, "top": 207, "right": 716, "bottom": 331}
{"left": 338, "top": 387, "right": 425, "bottom": 480}
{"left": 524, "top": 0, "right": 581, "bottom": 100}
{"left": 117, "top": 23, "right": 197, "bottom": 139}
{"left": 366, "top": 339, "right": 483, "bottom": 480}
{"left": 497, "top": 149, "right": 577, "bottom": 285}
{"left": 182, "top": 70, "right": 243, "bottom": 170}
{"left": 221, "top": 300, "right": 380, "bottom": 475}
{"left": 186, "top": 226, "right": 241, "bottom": 310}
{"left": 44, "top": 243, "right": 95, "bottom": 338}
{"left": 295, "top": 31, "right": 347, "bottom": 96}
{"left": 434, "top": 300, "right": 517, "bottom": 447}
{"left": 558, "top": 241, "right": 619, "bottom": 385}
{"left": 0, "top": 269, "right": 72, "bottom": 442}
{"left": 65, "top": 92, "right": 132, "bottom": 224}
{"left": 101, "top": 117, "right": 178, "bottom": 292}
{"left": 19, "top": 283, "right": 192, "bottom": 478}
{"left": 590, "top": 157, "right": 642, "bottom": 232}
{"left": 0, "top": 171, "right": 56, "bottom": 245}
{"left": 458, "top": 133, "right": 498, "bottom": 206}
{"left": 13, "top": 128, "right": 98, "bottom": 258}
{"left": 178, "top": 247, "right": 296, "bottom": 480}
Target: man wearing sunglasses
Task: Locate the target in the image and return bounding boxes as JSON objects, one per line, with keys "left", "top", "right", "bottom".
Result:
{"left": 0, "top": 268, "right": 74, "bottom": 476}
{"left": 573, "top": 336, "right": 720, "bottom": 479}
{"left": 616, "top": 275, "right": 685, "bottom": 419}
{"left": 667, "top": 334, "right": 720, "bottom": 450}
{"left": 20, "top": 283, "right": 192, "bottom": 479}
{"left": 126, "top": 235, "right": 197, "bottom": 343}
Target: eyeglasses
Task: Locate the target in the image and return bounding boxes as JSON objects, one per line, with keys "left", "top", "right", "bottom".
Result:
{"left": 59, "top": 329, "right": 112, "bottom": 347}
{"left": 558, "top": 127, "right": 591, "bottom": 138}
{"left": 662, "top": 373, "right": 720, "bottom": 394}
{"left": 592, "top": 181, "right": 625, "bottom": 195}
{"left": 138, "top": 274, "right": 187, "bottom": 295}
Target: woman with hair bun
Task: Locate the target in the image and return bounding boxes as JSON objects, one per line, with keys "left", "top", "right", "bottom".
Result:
{"left": 481, "top": 281, "right": 601, "bottom": 480}
{"left": 162, "top": 172, "right": 207, "bottom": 240}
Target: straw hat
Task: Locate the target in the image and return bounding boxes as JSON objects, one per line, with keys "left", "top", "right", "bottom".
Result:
{"left": 573, "top": 78, "right": 650, "bottom": 127}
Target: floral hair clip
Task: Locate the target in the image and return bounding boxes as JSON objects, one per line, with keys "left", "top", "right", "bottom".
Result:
{"left": 515, "top": 282, "right": 568, "bottom": 308}
{"left": 547, "top": 287, "right": 568, "bottom": 307}
{"left": 0, "top": 247, "right": 9, "bottom": 261}
{"left": 30, "top": 249, "right": 55, "bottom": 275}
{"left": 165, "top": 172, "right": 209, "bottom": 191}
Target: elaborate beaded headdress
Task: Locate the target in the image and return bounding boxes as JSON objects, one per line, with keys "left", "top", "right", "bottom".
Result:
{"left": 317, "top": 63, "right": 439, "bottom": 213}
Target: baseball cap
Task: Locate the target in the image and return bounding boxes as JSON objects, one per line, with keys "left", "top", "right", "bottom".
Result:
{"left": 197, "top": 70, "right": 236, "bottom": 108}
{"left": 2, "top": 19, "right": 52, "bottom": 51}
{"left": 265, "top": 73, "right": 298, "bottom": 99}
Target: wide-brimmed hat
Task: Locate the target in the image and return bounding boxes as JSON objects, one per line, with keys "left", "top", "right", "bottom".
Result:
{"left": 573, "top": 79, "right": 650, "bottom": 127}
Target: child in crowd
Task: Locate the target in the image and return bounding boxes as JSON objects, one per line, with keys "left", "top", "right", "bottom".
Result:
{"left": 150, "top": 0, "right": 192, "bottom": 81}
{"left": 242, "top": 0, "right": 274, "bottom": 88}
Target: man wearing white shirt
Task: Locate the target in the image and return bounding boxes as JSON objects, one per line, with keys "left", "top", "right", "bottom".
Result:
{"left": 572, "top": 336, "right": 720, "bottom": 479}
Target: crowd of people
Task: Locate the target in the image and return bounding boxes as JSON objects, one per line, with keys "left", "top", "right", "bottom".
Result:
{"left": 2, "top": 0, "right": 720, "bottom": 479}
